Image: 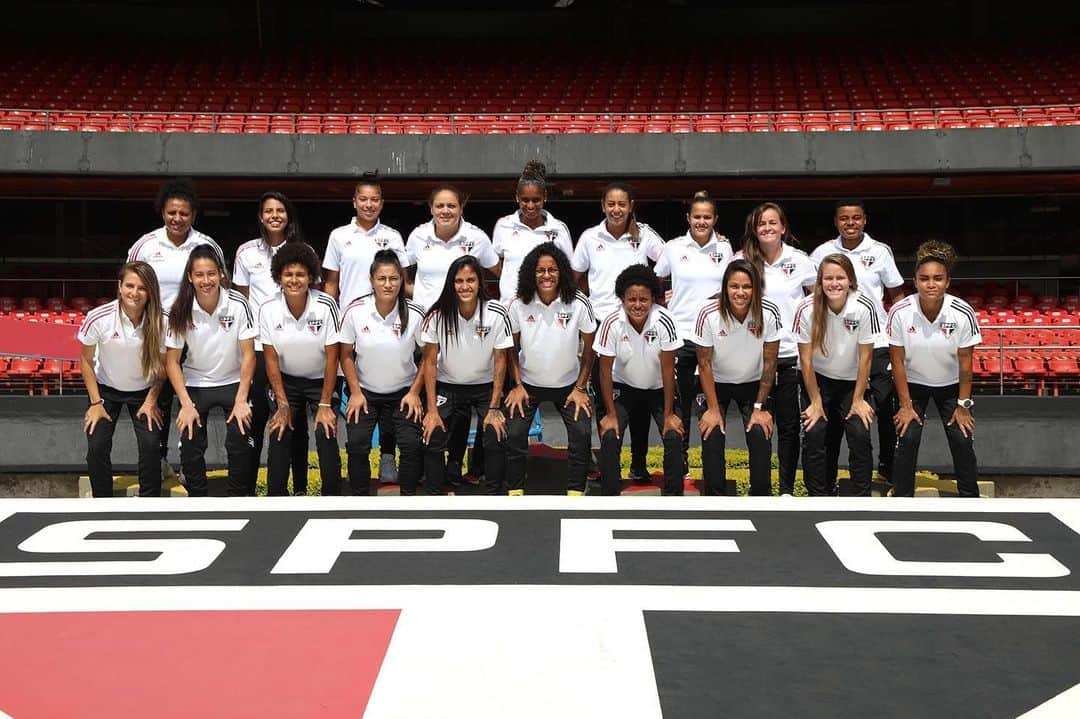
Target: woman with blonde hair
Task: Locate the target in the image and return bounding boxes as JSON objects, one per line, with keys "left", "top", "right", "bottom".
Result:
{"left": 793, "top": 254, "right": 879, "bottom": 496}
{"left": 79, "top": 261, "right": 168, "bottom": 497}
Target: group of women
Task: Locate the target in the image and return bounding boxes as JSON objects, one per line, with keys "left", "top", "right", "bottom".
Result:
{"left": 79, "top": 170, "right": 982, "bottom": 498}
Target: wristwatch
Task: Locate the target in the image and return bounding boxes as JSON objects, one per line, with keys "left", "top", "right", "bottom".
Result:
{"left": 957, "top": 398, "right": 974, "bottom": 409}
{"left": 753, "top": 402, "right": 764, "bottom": 411}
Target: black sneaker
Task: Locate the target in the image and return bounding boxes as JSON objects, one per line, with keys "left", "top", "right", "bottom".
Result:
{"left": 628, "top": 465, "right": 650, "bottom": 484}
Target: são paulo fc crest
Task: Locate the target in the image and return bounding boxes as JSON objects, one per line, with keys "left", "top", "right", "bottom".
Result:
{"left": 643, "top": 329, "right": 658, "bottom": 344}
{"left": 461, "top": 239, "right": 475, "bottom": 254}
{"left": 476, "top": 324, "right": 492, "bottom": 340}
{"left": 940, "top": 321, "right": 957, "bottom": 337}
{"left": 628, "top": 238, "right": 640, "bottom": 251}
{"left": 844, "top": 317, "right": 861, "bottom": 334}
{"left": 779, "top": 260, "right": 797, "bottom": 277}
{"left": 545, "top": 229, "right": 560, "bottom": 242}
{"left": 307, "top": 318, "right": 324, "bottom": 334}
{"left": 860, "top": 255, "right": 877, "bottom": 269}
{"left": 710, "top": 251, "right": 725, "bottom": 264}
{"left": 375, "top": 238, "right": 390, "bottom": 249}
{"left": 556, "top": 312, "right": 572, "bottom": 328}
{"left": 218, "top": 315, "right": 235, "bottom": 331}
{"left": 391, "top": 321, "right": 401, "bottom": 337}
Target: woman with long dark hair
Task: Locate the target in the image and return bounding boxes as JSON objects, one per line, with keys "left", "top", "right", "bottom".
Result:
{"left": 655, "top": 190, "right": 733, "bottom": 476}
{"left": 258, "top": 242, "right": 342, "bottom": 496}
{"left": 339, "top": 250, "right": 426, "bottom": 495}
{"left": 594, "top": 264, "right": 683, "bottom": 495}
{"left": 165, "top": 245, "right": 256, "bottom": 497}
{"left": 505, "top": 243, "right": 597, "bottom": 495}
{"left": 888, "top": 240, "right": 982, "bottom": 497}
{"left": 692, "top": 260, "right": 781, "bottom": 496}
{"left": 492, "top": 161, "right": 574, "bottom": 305}
{"left": 323, "top": 175, "right": 411, "bottom": 485}
{"left": 79, "top": 261, "right": 167, "bottom": 497}
{"left": 234, "top": 191, "right": 309, "bottom": 495}
{"left": 793, "top": 254, "right": 879, "bottom": 496}
{"left": 572, "top": 182, "right": 665, "bottom": 484}
{"left": 736, "top": 202, "right": 818, "bottom": 495}
{"left": 127, "top": 178, "right": 225, "bottom": 483}
{"left": 419, "top": 255, "right": 512, "bottom": 495}
{"left": 407, "top": 184, "right": 500, "bottom": 486}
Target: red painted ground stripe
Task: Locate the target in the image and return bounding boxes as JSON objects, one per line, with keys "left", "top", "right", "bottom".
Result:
{"left": 0, "top": 609, "right": 399, "bottom": 718}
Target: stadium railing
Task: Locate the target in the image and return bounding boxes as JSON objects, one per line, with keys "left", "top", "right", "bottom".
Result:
{"left": 2, "top": 106, "right": 1079, "bottom": 134}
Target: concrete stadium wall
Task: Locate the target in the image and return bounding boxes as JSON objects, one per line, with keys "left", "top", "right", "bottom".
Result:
{"left": 2, "top": 395, "right": 1077, "bottom": 477}
{"left": 2, "top": 127, "right": 1078, "bottom": 179}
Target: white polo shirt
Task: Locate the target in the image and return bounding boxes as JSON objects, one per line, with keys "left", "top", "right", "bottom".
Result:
{"left": 323, "top": 219, "right": 410, "bottom": 308}
{"left": 420, "top": 300, "right": 514, "bottom": 386}
{"left": 338, "top": 294, "right": 426, "bottom": 394}
{"left": 810, "top": 232, "right": 903, "bottom": 349}
{"left": 508, "top": 290, "right": 598, "bottom": 388}
{"left": 127, "top": 227, "right": 224, "bottom": 311}
{"left": 593, "top": 305, "right": 682, "bottom": 390}
{"left": 887, "top": 293, "right": 982, "bottom": 387}
{"left": 491, "top": 211, "right": 574, "bottom": 303}
{"left": 793, "top": 291, "right": 880, "bottom": 381}
{"left": 690, "top": 298, "right": 784, "bottom": 385}
{"left": 406, "top": 220, "right": 499, "bottom": 311}
{"left": 654, "top": 232, "right": 733, "bottom": 338}
{"left": 78, "top": 300, "right": 166, "bottom": 392}
{"left": 165, "top": 288, "right": 257, "bottom": 388}
{"left": 571, "top": 221, "right": 665, "bottom": 320}
{"left": 735, "top": 244, "right": 818, "bottom": 360}
{"left": 257, "top": 290, "right": 340, "bottom": 381}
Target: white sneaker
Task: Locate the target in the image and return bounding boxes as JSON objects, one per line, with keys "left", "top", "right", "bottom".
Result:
{"left": 379, "top": 453, "right": 398, "bottom": 484}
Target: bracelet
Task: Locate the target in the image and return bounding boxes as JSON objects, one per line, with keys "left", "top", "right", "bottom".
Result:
{"left": 88, "top": 399, "right": 104, "bottom": 407}
{"left": 318, "top": 402, "right": 333, "bottom": 408}
{"left": 488, "top": 406, "right": 503, "bottom": 411}
{"left": 573, "top": 385, "right": 588, "bottom": 393}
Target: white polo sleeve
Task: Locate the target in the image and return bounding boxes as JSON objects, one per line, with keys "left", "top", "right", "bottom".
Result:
{"left": 799, "top": 254, "right": 819, "bottom": 290}
{"left": 576, "top": 297, "right": 599, "bottom": 334}
{"left": 570, "top": 233, "right": 591, "bottom": 273}
{"left": 887, "top": 306, "right": 906, "bottom": 347}
{"left": 690, "top": 303, "right": 713, "bottom": 347}
{"left": 405, "top": 229, "right": 422, "bottom": 266}
{"left": 419, "top": 312, "right": 441, "bottom": 346}
{"left": 76, "top": 315, "right": 102, "bottom": 346}
{"left": 165, "top": 325, "right": 185, "bottom": 350}
{"left": 232, "top": 248, "right": 251, "bottom": 287}
{"left": 554, "top": 221, "right": 575, "bottom": 260}
{"left": 257, "top": 303, "right": 275, "bottom": 348}
{"left": 473, "top": 232, "right": 500, "bottom": 269}
{"left": 653, "top": 244, "right": 672, "bottom": 278}
{"left": 957, "top": 310, "right": 983, "bottom": 349}
{"left": 762, "top": 304, "right": 783, "bottom": 344}
{"left": 643, "top": 226, "right": 665, "bottom": 263}
{"left": 592, "top": 315, "right": 618, "bottom": 357}
{"left": 856, "top": 302, "right": 877, "bottom": 345}
{"left": 322, "top": 233, "right": 341, "bottom": 272}
{"left": 238, "top": 298, "right": 258, "bottom": 341}
{"left": 793, "top": 301, "right": 813, "bottom": 345}
{"left": 881, "top": 248, "right": 904, "bottom": 289}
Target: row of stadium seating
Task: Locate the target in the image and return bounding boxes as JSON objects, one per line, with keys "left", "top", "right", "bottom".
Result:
{"left": 3, "top": 108, "right": 1079, "bottom": 134}
{"left": 1, "top": 40, "right": 1076, "bottom": 114}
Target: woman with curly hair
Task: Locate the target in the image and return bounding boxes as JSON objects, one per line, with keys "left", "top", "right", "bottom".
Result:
{"left": 504, "top": 243, "right": 597, "bottom": 495}
{"left": 257, "top": 242, "right": 342, "bottom": 496}
{"left": 887, "top": 240, "right": 982, "bottom": 497}
{"left": 593, "top": 264, "right": 683, "bottom": 495}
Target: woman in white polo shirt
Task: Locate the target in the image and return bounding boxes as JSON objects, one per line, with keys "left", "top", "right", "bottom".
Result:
{"left": 323, "top": 175, "right": 412, "bottom": 485}
{"left": 793, "top": 254, "right": 879, "bottom": 496}
{"left": 888, "top": 240, "right": 982, "bottom": 497}
{"left": 655, "top": 190, "right": 733, "bottom": 475}
{"left": 339, "top": 250, "right": 426, "bottom": 495}
{"left": 419, "top": 255, "right": 513, "bottom": 495}
{"left": 594, "top": 264, "right": 683, "bottom": 495}
{"left": 691, "top": 260, "right": 782, "bottom": 496}
{"left": 737, "top": 202, "right": 818, "bottom": 495}
{"left": 165, "top": 245, "right": 257, "bottom": 497}
{"left": 234, "top": 191, "right": 309, "bottom": 496}
{"left": 258, "top": 243, "right": 342, "bottom": 497}
{"left": 408, "top": 185, "right": 501, "bottom": 486}
{"left": 127, "top": 179, "right": 225, "bottom": 481}
{"left": 491, "top": 161, "right": 574, "bottom": 305}
{"left": 79, "top": 261, "right": 167, "bottom": 498}
{"left": 572, "top": 182, "right": 665, "bottom": 483}
{"left": 505, "top": 243, "right": 597, "bottom": 496}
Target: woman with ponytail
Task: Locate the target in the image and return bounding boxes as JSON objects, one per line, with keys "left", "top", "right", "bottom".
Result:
{"left": 491, "top": 160, "right": 574, "bottom": 305}
{"left": 887, "top": 240, "right": 981, "bottom": 497}
{"left": 79, "top": 261, "right": 167, "bottom": 497}
{"left": 165, "top": 245, "right": 257, "bottom": 497}
{"left": 339, "top": 250, "right": 426, "bottom": 495}
{"left": 736, "top": 202, "right": 818, "bottom": 495}
{"left": 654, "top": 190, "right": 733, "bottom": 476}
{"left": 792, "top": 254, "right": 879, "bottom": 496}
{"left": 571, "top": 182, "right": 665, "bottom": 483}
